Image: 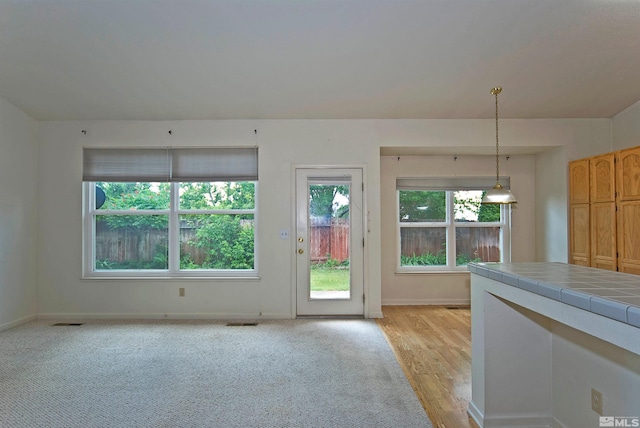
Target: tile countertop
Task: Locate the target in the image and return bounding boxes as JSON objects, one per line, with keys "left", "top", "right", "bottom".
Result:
{"left": 468, "top": 262, "right": 640, "bottom": 329}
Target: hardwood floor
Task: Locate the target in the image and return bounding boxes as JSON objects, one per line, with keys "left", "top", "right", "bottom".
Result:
{"left": 377, "top": 305, "right": 479, "bottom": 428}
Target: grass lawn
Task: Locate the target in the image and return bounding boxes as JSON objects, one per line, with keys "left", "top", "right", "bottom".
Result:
{"left": 310, "top": 268, "right": 350, "bottom": 292}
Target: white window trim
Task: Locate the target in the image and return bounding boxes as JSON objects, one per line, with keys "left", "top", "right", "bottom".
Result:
{"left": 396, "top": 190, "right": 511, "bottom": 273}
{"left": 82, "top": 182, "right": 259, "bottom": 279}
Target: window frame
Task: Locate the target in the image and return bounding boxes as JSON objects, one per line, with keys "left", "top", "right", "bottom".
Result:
{"left": 82, "top": 181, "right": 258, "bottom": 279}
{"left": 396, "top": 189, "right": 511, "bottom": 273}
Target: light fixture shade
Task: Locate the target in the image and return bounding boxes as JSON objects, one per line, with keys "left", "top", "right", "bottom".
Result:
{"left": 481, "top": 183, "right": 518, "bottom": 204}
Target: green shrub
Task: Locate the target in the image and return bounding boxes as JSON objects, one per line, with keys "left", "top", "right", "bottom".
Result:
{"left": 401, "top": 252, "right": 482, "bottom": 266}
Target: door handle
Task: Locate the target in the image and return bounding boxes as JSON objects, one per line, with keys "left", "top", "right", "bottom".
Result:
{"left": 298, "top": 248, "right": 304, "bottom": 254}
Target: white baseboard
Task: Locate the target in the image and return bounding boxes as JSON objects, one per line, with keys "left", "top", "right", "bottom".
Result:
{"left": 36, "top": 312, "right": 387, "bottom": 321}
{"left": 552, "top": 416, "right": 569, "bottom": 428}
{"left": 37, "top": 312, "right": 389, "bottom": 321}
{"left": 0, "top": 314, "right": 37, "bottom": 332}
{"left": 37, "top": 312, "right": 294, "bottom": 321}
{"left": 466, "top": 402, "right": 553, "bottom": 428}
{"left": 483, "top": 414, "right": 552, "bottom": 427}
{"left": 468, "top": 401, "right": 484, "bottom": 427}
{"left": 381, "top": 298, "right": 471, "bottom": 306}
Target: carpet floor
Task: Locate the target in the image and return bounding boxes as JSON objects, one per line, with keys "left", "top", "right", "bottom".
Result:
{"left": 0, "top": 319, "right": 433, "bottom": 428}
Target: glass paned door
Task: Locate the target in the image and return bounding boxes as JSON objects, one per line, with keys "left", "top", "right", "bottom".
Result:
{"left": 296, "top": 169, "right": 364, "bottom": 316}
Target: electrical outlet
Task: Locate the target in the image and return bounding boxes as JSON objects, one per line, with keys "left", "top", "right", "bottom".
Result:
{"left": 179, "top": 287, "right": 185, "bottom": 297}
{"left": 592, "top": 388, "right": 603, "bottom": 415}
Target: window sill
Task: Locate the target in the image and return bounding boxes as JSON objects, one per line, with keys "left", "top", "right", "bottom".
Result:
{"left": 395, "top": 270, "right": 470, "bottom": 275}
{"left": 81, "top": 275, "right": 261, "bottom": 281}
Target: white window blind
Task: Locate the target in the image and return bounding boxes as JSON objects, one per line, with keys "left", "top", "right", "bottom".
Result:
{"left": 171, "top": 148, "right": 258, "bottom": 181}
{"left": 396, "top": 176, "right": 510, "bottom": 191}
{"left": 83, "top": 147, "right": 258, "bottom": 182}
{"left": 83, "top": 149, "right": 170, "bottom": 182}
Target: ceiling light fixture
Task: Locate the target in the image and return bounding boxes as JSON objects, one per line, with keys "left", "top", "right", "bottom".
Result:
{"left": 481, "top": 86, "right": 517, "bottom": 204}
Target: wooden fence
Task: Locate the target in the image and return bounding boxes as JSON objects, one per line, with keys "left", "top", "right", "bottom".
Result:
{"left": 95, "top": 224, "right": 228, "bottom": 265}
{"left": 96, "top": 221, "right": 497, "bottom": 266}
{"left": 309, "top": 218, "right": 349, "bottom": 263}
{"left": 400, "top": 226, "right": 500, "bottom": 262}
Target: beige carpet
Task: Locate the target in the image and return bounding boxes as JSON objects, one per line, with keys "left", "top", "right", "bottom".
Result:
{"left": 0, "top": 319, "right": 433, "bottom": 428}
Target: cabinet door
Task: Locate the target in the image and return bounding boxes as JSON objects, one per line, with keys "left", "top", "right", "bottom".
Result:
{"left": 617, "top": 147, "right": 640, "bottom": 202}
{"left": 569, "top": 204, "right": 590, "bottom": 266}
{"left": 591, "top": 153, "right": 616, "bottom": 203}
{"left": 569, "top": 159, "right": 590, "bottom": 204}
{"left": 618, "top": 200, "right": 640, "bottom": 274}
{"left": 590, "top": 202, "right": 617, "bottom": 271}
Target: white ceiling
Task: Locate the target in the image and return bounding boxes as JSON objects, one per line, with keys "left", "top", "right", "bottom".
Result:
{"left": 1, "top": 0, "right": 639, "bottom": 121}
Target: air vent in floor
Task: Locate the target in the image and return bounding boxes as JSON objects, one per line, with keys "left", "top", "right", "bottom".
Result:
{"left": 226, "top": 322, "right": 258, "bottom": 327}
{"left": 51, "top": 323, "right": 84, "bottom": 326}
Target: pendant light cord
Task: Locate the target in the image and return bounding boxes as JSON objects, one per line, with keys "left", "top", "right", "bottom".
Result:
{"left": 493, "top": 87, "right": 501, "bottom": 184}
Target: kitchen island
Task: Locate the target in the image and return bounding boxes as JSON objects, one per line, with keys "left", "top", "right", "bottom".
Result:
{"left": 468, "top": 262, "right": 640, "bottom": 428}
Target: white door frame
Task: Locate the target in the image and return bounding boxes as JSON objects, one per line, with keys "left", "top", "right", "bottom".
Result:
{"left": 293, "top": 167, "right": 366, "bottom": 317}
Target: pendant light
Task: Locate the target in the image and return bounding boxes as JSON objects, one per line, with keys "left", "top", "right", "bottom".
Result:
{"left": 481, "top": 86, "right": 517, "bottom": 204}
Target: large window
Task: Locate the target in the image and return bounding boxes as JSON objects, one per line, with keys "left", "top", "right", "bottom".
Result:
{"left": 83, "top": 148, "right": 257, "bottom": 277}
{"left": 397, "top": 178, "right": 511, "bottom": 271}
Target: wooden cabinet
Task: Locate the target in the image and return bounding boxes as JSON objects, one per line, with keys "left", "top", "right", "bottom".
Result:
{"left": 617, "top": 147, "right": 640, "bottom": 201}
{"left": 591, "top": 153, "right": 616, "bottom": 203}
{"left": 618, "top": 201, "right": 640, "bottom": 274}
{"left": 590, "top": 202, "right": 616, "bottom": 271}
{"left": 590, "top": 153, "right": 616, "bottom": 271}
{"left": 569, "top": 204, "right": 590, "bottom": 266}
{"left": 569, "top": 159, "right": 590, "bottom": 204}
{"left": 568, "top": 146, "right": 640, "bottom": 273}
{"left": 569, "top": 159, "right": 591, "bottom": 266}
{"left": 617, "top": 147, "right": 640, "bottom": 274}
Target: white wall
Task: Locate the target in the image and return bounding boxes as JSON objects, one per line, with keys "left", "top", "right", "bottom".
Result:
{"left": 36, "top": 120, "right": 384, "bottom": 319}
{"left": 0, "top": 96, "right": 38, "bottom": 330}
{"left": 378, "top": 119, "right": 610, "bottom": 305}
{"left": 35, "top": 118, "right": 611, "bottom": 318}
{"left": 535, "top": 147, "right": 569, "bottom": 263}
{"left": 380, "top": 154, "right": 535, "bottom": 305}
{"left": 613, "top": 99, "right": 640, "bottom": 151}
{"left": 534, "top": 119, "right": 611, "bottom": 264}
{"left": 552, "top": 323, "right": 640, "bottom": 427}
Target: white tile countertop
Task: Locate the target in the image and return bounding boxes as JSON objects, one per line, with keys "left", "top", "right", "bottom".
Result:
{"left": 468, "top": 262, "right": 640, "bottom": 328}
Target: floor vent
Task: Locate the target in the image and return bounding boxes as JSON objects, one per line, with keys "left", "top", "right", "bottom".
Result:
{"left": 52, "top": 323, "right": 84, "bottom": 326}
{"left": 226, "top": 322, "right": 258, "bottom": 327}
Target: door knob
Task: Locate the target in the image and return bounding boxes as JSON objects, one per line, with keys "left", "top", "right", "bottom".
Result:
{"left": 298, "top": 237, "right": 304, "bottom": 242}
{"left": 298, "top": 248, "right": 304, "bottom": 254}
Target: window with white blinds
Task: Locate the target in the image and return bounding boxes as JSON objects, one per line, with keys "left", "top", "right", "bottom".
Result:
{"left": 396, "top": 177, "right": 511, "bottom": 271}
{"left": 82, "top": 147, "right": 258, "bottom": 278}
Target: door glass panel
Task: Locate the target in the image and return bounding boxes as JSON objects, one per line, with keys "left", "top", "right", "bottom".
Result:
{"left": 308, "top": 183, "right": 350, "bottom": 299}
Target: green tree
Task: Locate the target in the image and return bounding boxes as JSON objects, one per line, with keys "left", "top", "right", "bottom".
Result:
{"left": 178, "top": 182, "right": 255, "bottom": 269}
{"left": 399, "top": 191, "right": 446, "bottom": 222}
{"left": 478, "top": 192, "right": 501, "bottom": 222}
{"left": 185, "top": 214, "right": 254, "bottom": 269}
{"left": 95, "top": 181, "right": 255, "bottom": 270}
{"left": 309, "top": 185, "right": 349, "bottom": 218}
{"left": 179, "top": 182, "right": 255, "bottom": 210}
{"left": 97, "top": 182, "right": 170, "bottom": 229}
